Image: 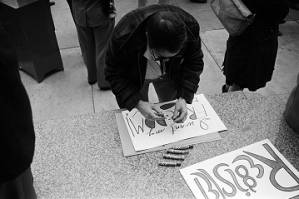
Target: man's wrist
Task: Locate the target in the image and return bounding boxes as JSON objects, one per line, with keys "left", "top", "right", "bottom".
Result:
{"left": 136, "top": 100, "right": 143, "bottom": 109}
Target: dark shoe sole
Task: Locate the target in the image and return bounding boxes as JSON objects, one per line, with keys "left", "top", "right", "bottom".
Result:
{"left": 88, "top": 80, "right": 97, "bottom": 85}
{"left": 99, "top": 86, "right": 111, "bottom": 91}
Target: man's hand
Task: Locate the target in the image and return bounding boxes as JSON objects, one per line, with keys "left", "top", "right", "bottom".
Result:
{"left": 136, "top": 100, "right": 164, "bottom": 120}
{"left": 172, "top": 98, "right": 188, "bottom": 123}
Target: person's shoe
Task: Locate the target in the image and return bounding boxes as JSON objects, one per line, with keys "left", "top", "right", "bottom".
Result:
{"left": 279, "top": 20, "right": 286, "bottom": 24}
{"left": 190, "top": 0, "right": 207, "bottom": 3}
{"left": 222, "top": 84, "right": 229, "bottom": 93}
{"left": 99, "top": 86, "right": 111, "bottom": 91}
{"left": 228, "top": 83, "right": 243, "bottom": 92}
{"left": 88, "top": 80, "right": 97, "bottom": 85}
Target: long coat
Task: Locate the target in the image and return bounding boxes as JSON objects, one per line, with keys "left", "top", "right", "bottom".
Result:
{"left": 105, "top": 5, "right": 204, "bottom": 110}
{"left": 223, "top": 0, "right": 289, "bottom": 91}
{"left": 0, "top": 23, "right": 35, "bottom": 184}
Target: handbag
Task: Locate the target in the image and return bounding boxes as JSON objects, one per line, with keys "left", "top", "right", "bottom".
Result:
{"left": 210, "top": 0, "right": 255, "bottom": 36}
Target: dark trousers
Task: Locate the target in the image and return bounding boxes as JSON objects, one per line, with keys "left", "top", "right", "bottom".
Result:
{"left": 66, "top": 0, "right": 72, "bottom": 8}
{"left": 66, "top": 0, "right": 73, "bottom": 15}
{"left": 76, "top": 19, "right": 115, "bottom": 88}
{"left": 0, "top": 168, "right": 37, "bottom": 199}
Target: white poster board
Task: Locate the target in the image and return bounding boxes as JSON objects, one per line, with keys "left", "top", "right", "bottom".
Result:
{"left": 180, "top": 139, "right": 299, "bottom": 199}
{"left": 121, "top": 94, "right": 227, "bottom": 151}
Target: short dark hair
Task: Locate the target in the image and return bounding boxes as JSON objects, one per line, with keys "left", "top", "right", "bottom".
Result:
{"left": 146, "top": 11, "right": 187, "bottom": 53}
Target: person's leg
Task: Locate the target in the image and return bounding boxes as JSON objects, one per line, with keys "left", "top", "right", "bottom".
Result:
{"left": 0, "top": 168, "right": 37, "bottom": 199}
{"left": 94, "top": 19, "right": 115, "bottom": 89}
{"left": 49, "top": 1, "right": 55, "bottom": 6}
{"left": 76, "top": 25, "right": 97, "bottom": 84}
{"left": 66, "top": 0, "right": 72, "bottom": 8}
{"left": 152, "top": 78, "right": 177, "bottom": 102}
{"left": 222, "top": 84, "right": 229, "bottom": 93}
{"left": 228, "top": 83, "right": 243, "bottom": 92}
{"left": 66, "top": 0, "right": 73, "bottom": 16}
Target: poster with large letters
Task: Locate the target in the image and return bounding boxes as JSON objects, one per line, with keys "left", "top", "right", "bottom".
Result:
{"left": 180, "top": 139, "right": 299, "bottom": 199}
{"left": 121, "top": 94, "right": 227, "bottom": 151}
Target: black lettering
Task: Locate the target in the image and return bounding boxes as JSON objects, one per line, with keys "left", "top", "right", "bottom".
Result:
{"left": 129, "top": 118, "right": 145, "bottom": 135}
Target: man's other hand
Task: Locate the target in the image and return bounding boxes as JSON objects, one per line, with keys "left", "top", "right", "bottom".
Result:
{"left": 172, "top": 98, "right": 187, "bottom": 123}
{"left": 136, "top": 100, "right": 164, "bottom": 120}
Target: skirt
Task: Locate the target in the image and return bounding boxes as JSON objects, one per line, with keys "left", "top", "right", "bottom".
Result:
{"left": 223, "top": 24, "right": 279, "bottom": 91}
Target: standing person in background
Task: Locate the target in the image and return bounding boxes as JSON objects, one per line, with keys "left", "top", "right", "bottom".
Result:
{"left": 72, "top": 0, "right": 116, "bottom": 89}
{"left": 105, "top": 5, "right": 204, "bottom": 122}
{"left": 0, "top": 22, "right": 36, "bottom": 199}
{"left": 222, "top": 0, "right": 289, "bottom": 93}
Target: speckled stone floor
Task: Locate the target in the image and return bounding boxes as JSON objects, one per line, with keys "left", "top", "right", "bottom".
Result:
{"left": 31, "top": 92, "right": 299, "bottom": 198}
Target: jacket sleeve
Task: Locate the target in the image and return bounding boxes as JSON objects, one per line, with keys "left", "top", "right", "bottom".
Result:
{"left": 105, "top": 36, "right": 142, "bottom": 111}
{"left": 177, "top": 36, "right": 204, "bottom": 104}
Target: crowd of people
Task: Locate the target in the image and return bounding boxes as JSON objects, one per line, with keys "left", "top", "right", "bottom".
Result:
{"left": 0, "top": 0, "right": 297, "bottom": 198}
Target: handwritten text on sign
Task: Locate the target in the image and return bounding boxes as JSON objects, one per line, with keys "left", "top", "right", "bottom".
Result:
{"left": 180, "top": 140, "right": 299, "bottom": 199}
{"left": 122, "top": 94, "right": 227, "bottom": 151}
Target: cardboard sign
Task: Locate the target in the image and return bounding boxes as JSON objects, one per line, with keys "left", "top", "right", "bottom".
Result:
{"left": 121, "top": 94, "right": 227, "bottom": 151}
{"left": 116, "top": 112, "right": 222, "bottom": 156}
{"left": 180, "top": 139, "right": 299, "bottom": 199}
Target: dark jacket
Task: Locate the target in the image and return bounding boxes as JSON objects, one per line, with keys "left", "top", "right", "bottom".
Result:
{"left": 243, "top": 0, "right": 289, "bottom": 27}
{"left": 284, "top": 73, "right": 299, "bottom": 133}
{"left": 223, "top": 0, "right": 289, "bottom": 91}
{"left": 105, "top": 5, "right": 204, "bottom": 110}
{"left": 0, "top": 23, "right": 35, "bottom": 184}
